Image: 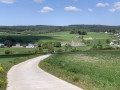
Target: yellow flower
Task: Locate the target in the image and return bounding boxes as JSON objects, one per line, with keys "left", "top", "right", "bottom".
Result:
{"left": 0, "top": 80, "right": 4, "bottom": 83}
{"left": 0, "top": 67, "right": 3, "bottom": 71}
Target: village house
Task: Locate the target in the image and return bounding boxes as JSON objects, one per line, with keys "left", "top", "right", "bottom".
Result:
{"left": 110, "top": 40, "right": 117, "bottom": 46}
{"left": 0, "top": 43, "right": 5, "bottom": 47}
{"left": 12, "top": 43, "right": 24, "bottom": 48}
{"left": 26, "top": 43, "right": 35, "bottom": 48}
{"left": 74, "top": 36, "right": 80, "bottom": 38}
{"left": 34, "top": 42, "right": 38, "bottom": 47}
{"left": 61, "top": 42, "right": 66, "bottom": 46}
{"left": 105, "top": 31, "right": 108, "bottom": 34}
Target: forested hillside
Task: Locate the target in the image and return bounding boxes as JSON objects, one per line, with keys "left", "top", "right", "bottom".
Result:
{"left": 0, "top": 25, "right": 120, "bottom": 33}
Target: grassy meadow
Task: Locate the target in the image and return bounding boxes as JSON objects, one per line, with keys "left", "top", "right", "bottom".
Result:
{"left": 0, "top": 31, "right": 114, "bottom": 44}
{"left": 40, "top": 50, "right": 120, "bottom": 90}
{"left": 39, "top": 31, "right": 118, "bottom": 49}
{"left": 0, "top": 31, "right": 119, "bottom": 90}
{"left": 39, "top": 32, "right": 113, "bottom": 42}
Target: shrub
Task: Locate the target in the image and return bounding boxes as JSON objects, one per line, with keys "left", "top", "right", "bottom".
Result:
{"left": 39, "top": 47, "right": 43, "bottom": 53}
{"left": 106, "top": 39, "right": 110, "bottom": 44}
{"left": 0, "top": 45, "right": 4, "bottom": 48}
{"left": 71, "top": 48, "right": 77, "bottom": 52}
{"left": 92, "top": 44, "right": 97, "bottom": 50}
{"left": 97, "top": 45, "right": 103, "bottom": 50}
{"left": 65, "top": 44, "right": 72, "bottom": 51}
{"left": 48, "top": 44, "right": 54, "bottom": 53}
{"left": 56, "top": 49, "right": 63, "bottom": 52}
{"left": 102, "top": 46, "right": 114, "bottom": 50}
{"left": 38, "top": 41, "right": 43, "bottom": 47}
{"left": 5, "top": 50, "right": 12, "bottom": 55}
{"left": 34, "top": 49, "right": 39, "bottom": 54}
{"left": 54, "top": 42, "right": 61, "bottom": 47}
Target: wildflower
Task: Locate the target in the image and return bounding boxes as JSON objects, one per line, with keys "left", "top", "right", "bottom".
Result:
{"left": 0, "top": 67, "right": 3, "bottom": 71}
{"left": 0, "top": 80, "right": 3, "bottom": 83}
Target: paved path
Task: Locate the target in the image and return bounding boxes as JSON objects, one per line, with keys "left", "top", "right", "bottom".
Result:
{"left": 7, "top": 54, "right": 83, "bottom": 90}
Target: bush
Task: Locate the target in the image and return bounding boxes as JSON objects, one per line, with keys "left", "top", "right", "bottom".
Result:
{"left": 54, "top": 42, "right": 61, "bottom": 47}
{"left": 92, "top": 44, "right": 97, "bottom": 50}
{"left": 38, "top": 41, "right": 43, "bottom": 47}
{"left": 97, "top": 45, "right": 103, "bottom": 50}
{"left": 56, "top": 49, "right": 63, "bottom": 52}
{"left": 34, "top": 49, "right": 39, "bottom": 54}
{"left": 5, "top": 50, "right": 12, "bottom": 55}
{"left": 71, "top": 48, "right": 77, "bottom": 52}
{"left": 39, "top": 47, "right": 43, "bottom": 53}
{"left": 103, "top": 46, "right": 114, "bottom": 50}
{"left": 48, "top": 44, "right": 54, "bottom": 53}
{"left": 0, "top": 45, "right": 4, "bottom": 48}
{"left": 65, "top": 44, "right": 72, "bottom": 51}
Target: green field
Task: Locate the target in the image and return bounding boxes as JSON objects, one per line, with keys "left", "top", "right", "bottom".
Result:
{"left": 0, "top": 31, "right": 115, "bottom": 44}
{"left": 39, "top": 32, "right": 113, "bottom": 42}
{"left": 0, "top": 47, "right": 41, "bottom": 90}
{"left": 0, "top": 48, "right": 36, "bottom": 62}
{"left": 0, "top": 31, "right": 119, "bottom": 90}
{"left": 40, "top": 50, "right": 120, "bottom": 90}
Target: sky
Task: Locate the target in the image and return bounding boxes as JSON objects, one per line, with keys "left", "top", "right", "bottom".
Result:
{"left": 0, "top": 0, "right": 120, "bottom": 26}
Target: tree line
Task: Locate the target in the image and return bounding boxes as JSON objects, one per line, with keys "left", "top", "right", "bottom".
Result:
{"left": 0, "top": 25, "right": 120, "bottom": 33}
{"left": 70, "top": 30, "right": 87, "bottom": 35}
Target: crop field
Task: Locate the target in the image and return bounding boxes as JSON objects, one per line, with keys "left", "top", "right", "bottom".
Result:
{"left": 40, "top": 50, "right": 120, "bottom": 90}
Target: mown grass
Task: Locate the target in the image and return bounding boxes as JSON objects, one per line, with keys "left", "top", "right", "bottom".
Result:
{"left": 40, "top": 50, "right": 120, "bottom": 90}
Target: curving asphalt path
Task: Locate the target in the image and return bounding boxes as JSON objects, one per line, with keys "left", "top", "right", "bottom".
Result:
{"left": 7, "top": 54, "right": 83, "bottom": 90}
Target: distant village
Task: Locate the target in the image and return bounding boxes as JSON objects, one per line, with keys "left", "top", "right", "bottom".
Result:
{"left": 0, "top": 43, "right": 37, "bottom": 48}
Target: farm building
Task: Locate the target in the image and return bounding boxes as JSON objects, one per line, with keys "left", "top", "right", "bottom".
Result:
{"left": 12, "top": 43, "right": 24, "bottom": 48}
{"left": 71, "top": 39, "right": 86, "bottom": 46}
{"left": 84, "top": 37, "right": 93, "bottom": 40}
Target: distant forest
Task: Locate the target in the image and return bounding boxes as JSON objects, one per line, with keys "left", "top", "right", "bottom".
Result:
{"left": 0, "top": 25, "right": 120, "bottom": 33}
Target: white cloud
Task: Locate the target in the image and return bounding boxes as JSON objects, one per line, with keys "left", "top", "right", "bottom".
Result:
{"left": 0, "top": 0, "right": 15, "bottom": 4}
{"left": 38, "top": 6, "right": 54, "bottom": 13}
{"left": 64, "top": 6, "right": 82, "bottom": 12}
{"left": 34, "top": 0, "right": 44, "bottom": 3}
{"left": 109, "top": 2, "right": 120, "bottom": 12}
{"left": 96, "top": 3, "right": 109, "bottom": 7}
{"left": 109, "top": 8, "right": 116, "bottom": 12}
{"left": 88, "top": 8, "right": 93, "bottom": 12}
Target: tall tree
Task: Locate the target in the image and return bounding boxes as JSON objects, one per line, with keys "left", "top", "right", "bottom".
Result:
{"left": 4, "top": 40, "right": 12, "bottom": 47}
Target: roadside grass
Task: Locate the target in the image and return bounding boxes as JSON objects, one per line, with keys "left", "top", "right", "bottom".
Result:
{"left": 39, "top": 50, "right": 120, "bottom": 90}
{"left": 0, "top": 48, "right": 35, "bottom": 55}
{"left": 0, "top": 48, "right": 42, "bottom": 90}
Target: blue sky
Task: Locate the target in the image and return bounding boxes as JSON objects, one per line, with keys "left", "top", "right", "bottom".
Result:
{"left": 0, "top": 0, "right": 120, "bottom": 26}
